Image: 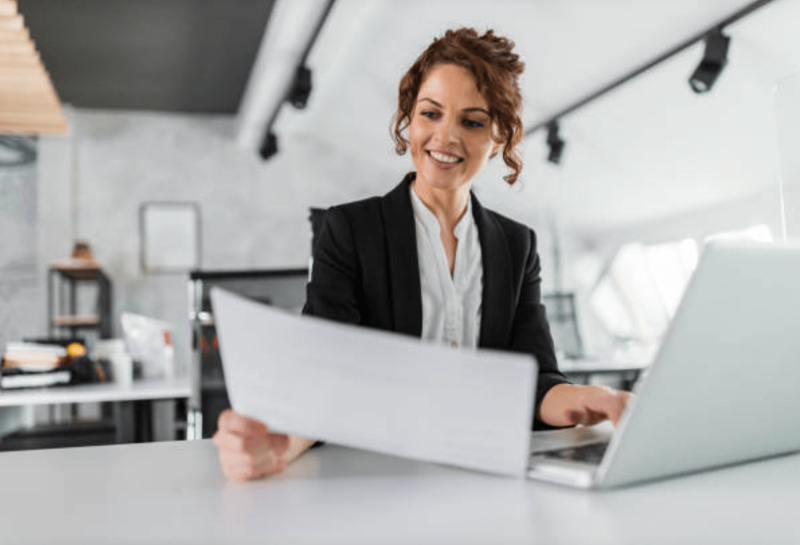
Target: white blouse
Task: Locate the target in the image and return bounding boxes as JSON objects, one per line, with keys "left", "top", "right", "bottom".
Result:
{"left": 409, "top": 186, "right": 483, "bottom": 349}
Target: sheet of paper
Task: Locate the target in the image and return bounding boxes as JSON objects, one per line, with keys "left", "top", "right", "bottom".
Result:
{"left": 211, "top": 288, "right": 537, "bottom": 477}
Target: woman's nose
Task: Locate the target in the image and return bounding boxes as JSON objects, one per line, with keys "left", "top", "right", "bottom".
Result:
{"left": 434, "top": 115, "right": 459, "bottom": 144}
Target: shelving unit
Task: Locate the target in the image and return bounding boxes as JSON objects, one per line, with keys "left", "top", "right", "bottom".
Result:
{"left": 47, "top": 261, "right": 112, "bottom": 340}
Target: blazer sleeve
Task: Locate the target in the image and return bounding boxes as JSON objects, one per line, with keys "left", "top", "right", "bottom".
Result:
{"left": 302, "top": 206, "right": 361, "bottom": 325}
{"left": 509, "top": 229, "right": 570, "bottom": 425}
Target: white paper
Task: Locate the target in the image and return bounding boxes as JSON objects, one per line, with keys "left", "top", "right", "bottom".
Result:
{"left": 211, "top": 288, "right": 537, "bottom": 477}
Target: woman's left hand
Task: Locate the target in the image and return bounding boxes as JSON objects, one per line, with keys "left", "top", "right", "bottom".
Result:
{"left": 538, "top": 384, "right": 633, "bottom": 428}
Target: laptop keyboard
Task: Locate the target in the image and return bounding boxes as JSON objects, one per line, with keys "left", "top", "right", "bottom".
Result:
{"left": 536, "top": 441, "right": 610, "bottom": 465}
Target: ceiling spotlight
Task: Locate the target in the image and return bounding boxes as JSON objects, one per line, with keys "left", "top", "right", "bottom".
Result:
{"left": 259, "top": 130, "right": 278, "bottom": 160}
{"left": 287, "top": 65, "right": 313, "bottom": 109}
{"left": 689, "top": 28, "right": 730, "bottom": 94}
{"left": 546, "top": 121, "right": 565, "bottom": 165}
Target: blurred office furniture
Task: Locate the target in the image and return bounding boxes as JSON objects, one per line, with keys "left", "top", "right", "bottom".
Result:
{"left": 187, "top": 268, "right": 308, "bottom": 439}
{"left": 542, "top": 292, "right": 584, "bottom": 358}
{"left": 559, "top": 357, "right": 649, "bottom": 391}
{"left": 47, "top": 261, "right": 113, "bottom": 340}
{"left": 0, "top": 376, "right": 190, "bottom": 450}
{"left": 309, "top": 207, "right": 327, "bottom": 257}
{"left": 0, "top": 437, "right": 797, "bottom": 542}
{"left": 543, "top": 291, "right": 649, "bottom": 390}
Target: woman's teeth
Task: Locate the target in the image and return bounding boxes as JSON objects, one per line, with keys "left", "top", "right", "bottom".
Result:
{"left": 429, "top": 151, "right": 461, "bottom": 163}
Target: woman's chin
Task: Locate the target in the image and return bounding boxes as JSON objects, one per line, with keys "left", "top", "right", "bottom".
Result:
{"left": 416, "top": 168, "right": 471, "bottom": 193}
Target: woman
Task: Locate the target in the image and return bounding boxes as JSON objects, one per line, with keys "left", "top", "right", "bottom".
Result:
{"left": 214, "top": 28, "right": 631, "bottom": 482}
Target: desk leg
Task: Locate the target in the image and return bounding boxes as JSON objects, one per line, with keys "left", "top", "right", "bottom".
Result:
{"left": 136, "top": 401, "right": 152, "bottom": 442}
{"left": 114, "top": 402, "right": 135, "bottom": 443}
{"left": 187, "top": 409, "right": 203, "bottom": 441}
{"left": 114, "top": 401, "right": 154, "bottom": 443}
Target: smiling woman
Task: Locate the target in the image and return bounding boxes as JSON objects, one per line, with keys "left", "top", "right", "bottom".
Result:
{"left": 213, "top": 27, "right": 632, "bottom": 482}
{"left": 393, "top": 28, "right": 525, "bottom": 186}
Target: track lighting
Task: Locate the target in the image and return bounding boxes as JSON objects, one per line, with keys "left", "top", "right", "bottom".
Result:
{"left": 259, "top": 130, "right": 278, "bottom": 160}
{"left": 546, "top": 121, "right": 565, "bottom": 165}
{"left": 287, "top": 65, "right": 313, "bottom": 109}
{"left": 689, "top": 28, "right": 730, "bottom": 94}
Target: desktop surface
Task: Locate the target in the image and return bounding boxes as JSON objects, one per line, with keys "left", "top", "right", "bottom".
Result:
{"left": 0, "top": 439, "right": 798, "bottom": 544}
{"left": 0, "top": 375, "right": 191, "bottom": 406}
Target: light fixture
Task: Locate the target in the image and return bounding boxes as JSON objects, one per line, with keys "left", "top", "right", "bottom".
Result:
{"left": 546, "top": 121, "right": 565, "bottom": 165}
{"left": 689, "top": 28, "right": 730, "bottom": 94}
{"left": 0, "top": 136, "right": 36, "bottom": 167}
{"left": 287, "top": 65, "right": 312, "bottom": 109}
{"left": 259, "top": 130, "right": 278, "bottom": 160}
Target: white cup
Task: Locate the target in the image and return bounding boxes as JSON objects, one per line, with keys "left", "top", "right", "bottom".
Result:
{"left": 94, "top": 339, "right": 133, "bottom": 387}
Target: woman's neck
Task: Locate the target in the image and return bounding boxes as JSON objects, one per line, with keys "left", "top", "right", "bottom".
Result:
{"left": 411, "top": 179, "right": 471, "bottom": 235}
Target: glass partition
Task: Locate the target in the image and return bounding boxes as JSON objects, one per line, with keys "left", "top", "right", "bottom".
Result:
{"left": 776, "top": 70, "right": 800, "bottom": 241}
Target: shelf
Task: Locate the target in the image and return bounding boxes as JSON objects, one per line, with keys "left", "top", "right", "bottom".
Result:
{"left": 52, "top": 315, "right": 100, "bottom": 327}
{"left": 49, "top": 260, "right": 102, "bottom": 280}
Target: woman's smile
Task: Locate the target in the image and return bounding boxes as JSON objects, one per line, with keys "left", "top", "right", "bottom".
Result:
{"left": 426, "top": 149, "right": 464, "bottom": 169}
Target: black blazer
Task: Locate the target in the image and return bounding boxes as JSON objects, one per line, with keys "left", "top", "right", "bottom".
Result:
{"left": 303, "top": 173, "right": 569, "bottom": 429}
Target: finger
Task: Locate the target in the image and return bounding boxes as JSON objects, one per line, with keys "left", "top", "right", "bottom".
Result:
{"left": 267, "top": 433, "right": 291, "bottom": 454}
{"left": 566, "top": 409, "right": 592, "bottom": 426}
{"left": 213, "top": 429, "right": 271, "bottom": 453}
{"left": 220, "top": 447, "right": 286, "bottom": 481}
{"left": 218, "top": 409, "right": 269, "bottom": 436}
{"left": 586, "top": 393, "right": 628, "bottom": 427}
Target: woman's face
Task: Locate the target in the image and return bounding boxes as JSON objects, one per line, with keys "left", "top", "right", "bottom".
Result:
{"left": 408, "top": 63, "right": 499, "bottom": 194}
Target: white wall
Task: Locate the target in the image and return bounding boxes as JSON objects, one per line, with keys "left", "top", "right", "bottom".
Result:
{"left": 36, "top": 107, "right": 404, "bottom": 374}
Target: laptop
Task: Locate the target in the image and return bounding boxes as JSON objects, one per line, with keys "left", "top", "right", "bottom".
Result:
{"left": 527, "top": 241, "right": 800, "bottom": 489}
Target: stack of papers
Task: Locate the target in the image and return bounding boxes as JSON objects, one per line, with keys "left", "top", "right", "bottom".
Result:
{"left": 1, "top": 342, "right": 72, "bottom": 389}
{"left": 211, "top": 288, "right": 538, "bottom": 477}
{"left": 2, "top": 342, "right": 66, "bottom": 371}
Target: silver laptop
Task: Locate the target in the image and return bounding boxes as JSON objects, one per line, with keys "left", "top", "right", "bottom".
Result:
{"left": 528, "top": 241, "right": 800, "bottom": 489}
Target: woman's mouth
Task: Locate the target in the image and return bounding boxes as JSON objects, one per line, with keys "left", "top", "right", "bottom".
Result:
{"left": 427, "top": 150, "right": 463, "bottom": 169}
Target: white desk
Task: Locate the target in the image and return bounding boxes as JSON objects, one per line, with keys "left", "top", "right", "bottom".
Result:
{"left": 1, "top": 439, "right": 797, "bottom": 544}
{"left": 0, "top": 376, "right": 191, "bottom": 406}
{"left": 0, "top": 377, "right": 191, "bottom": 444}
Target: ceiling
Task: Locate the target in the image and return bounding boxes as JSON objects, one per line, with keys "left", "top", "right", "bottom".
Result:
{"left": 269, "top": 0, "right": 800, "bottom": 236}
{"left": 18, "top": 0, "right": 276, "bottom": 113}
{"left": 18, "top": 0, "right": 800, "bottom": 237}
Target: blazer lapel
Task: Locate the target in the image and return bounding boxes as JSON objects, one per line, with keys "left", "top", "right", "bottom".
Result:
{"left": 380, "top": 173, "right": 423, "bottom": 337}
{"left": 472, "top": 194, "right": 514, "bottom": 349}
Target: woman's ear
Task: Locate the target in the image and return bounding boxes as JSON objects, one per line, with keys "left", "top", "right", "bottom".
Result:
{"left": 489, "top": 142, "right": 502, "bottom": 159}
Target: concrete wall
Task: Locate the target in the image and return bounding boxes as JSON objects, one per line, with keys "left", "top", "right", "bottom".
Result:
{"left": 37, "top": 107, "right": 399, "bottom": 377}
{"left": 0, "top": 155, "right": 39, "bottom": 434}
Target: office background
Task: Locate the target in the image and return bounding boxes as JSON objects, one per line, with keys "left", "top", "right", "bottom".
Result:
{"left": 1, "top": 0, "right": 800, "bottom": 439}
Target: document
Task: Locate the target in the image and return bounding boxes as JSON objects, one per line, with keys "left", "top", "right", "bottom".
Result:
{"left": 211, "top": 288, "right": 537, "bottom": 477}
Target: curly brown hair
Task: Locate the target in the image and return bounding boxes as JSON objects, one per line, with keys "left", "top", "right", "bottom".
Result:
{"left": 392, "top": 28, "right": 525, "bottom": 185}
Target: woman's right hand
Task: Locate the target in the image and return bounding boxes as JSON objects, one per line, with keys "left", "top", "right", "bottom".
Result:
{"left": 213, "top": 409, "right": 291, "bottom": 481}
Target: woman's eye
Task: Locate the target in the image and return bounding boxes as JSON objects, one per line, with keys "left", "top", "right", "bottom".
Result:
{"left": 463, "top": 119, "right": 484, "bottom": 128}
{"left": 421, "top": 110, "right": 439, "bottom": 119}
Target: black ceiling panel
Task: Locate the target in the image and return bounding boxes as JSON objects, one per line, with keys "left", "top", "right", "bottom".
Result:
{"left": 18, "top": 0, "right": 276, "bottom": 113}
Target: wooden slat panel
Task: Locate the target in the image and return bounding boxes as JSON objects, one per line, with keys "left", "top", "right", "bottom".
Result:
{"left": 0, "top": 41, "right": 35, "bottom": 54}
{"left": 0, "top": 122, "right": 68, "bottom": 135}
{"left": 0, "top": 1, "right": 17, "bottom": 17}
{"left": 0, "top": 8, "right": 67, "bottom": 134}
{"left": 0, "top": 27, "right": 27, "bottom": 41}
{"left": 0, "top": 14, "right": 23, "bottom": 30}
